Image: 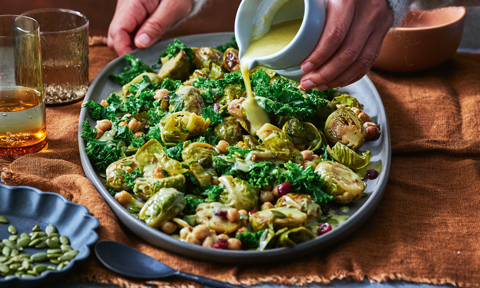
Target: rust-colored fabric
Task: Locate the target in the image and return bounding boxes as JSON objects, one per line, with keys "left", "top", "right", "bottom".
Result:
{"left": 2, "top": 46, "right": 480, "bottom": 287}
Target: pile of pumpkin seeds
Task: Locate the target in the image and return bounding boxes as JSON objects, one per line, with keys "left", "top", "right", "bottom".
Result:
{"left": 0, "top": 216, "right": 79, "bottom": 279}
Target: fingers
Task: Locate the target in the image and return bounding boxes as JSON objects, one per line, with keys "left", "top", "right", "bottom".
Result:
{"left": 134, "top": 0, "right": 193, "bottom": 49}
{"left": 300, "top": 0, "right": 393, "bottom": 90}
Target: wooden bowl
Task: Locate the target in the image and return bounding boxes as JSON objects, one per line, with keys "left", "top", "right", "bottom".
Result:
{"left": 373, "top": 7, "right": 466, "bottom": 72}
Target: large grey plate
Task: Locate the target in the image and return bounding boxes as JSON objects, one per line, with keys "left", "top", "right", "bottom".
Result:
{"left": 78, "top": 32, "right": 391, "bottom": 264}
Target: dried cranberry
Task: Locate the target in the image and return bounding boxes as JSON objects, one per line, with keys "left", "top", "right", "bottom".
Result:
{"left": 213, "top": 238, "right": 228, "bottom": 249}
{"left": 277, "top": 182, "right": 292, "bottom": 197}
{"left": 214, "top": 210, "right": 227, "bottom": 217}
{"left": 163, "top": 95, "right": 170, "bottom": 101}
{"left": 317, "top": 223, "right": 332, "bottom": 235}
{"left": 365, "top": 169, "right": 379, "bottom": 180}
{"left": 248, "top": 210, "right": 258, "bottom": 217}
{"left": 212, "top": 103, "right": 220, "bottom": 112}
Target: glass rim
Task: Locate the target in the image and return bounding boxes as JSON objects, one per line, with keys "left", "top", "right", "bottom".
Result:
{"left": 0, "top": 15, "right": 40, "bottom": 38}
{"left": 20, "top": 8, "right": 89, "bottom": 35}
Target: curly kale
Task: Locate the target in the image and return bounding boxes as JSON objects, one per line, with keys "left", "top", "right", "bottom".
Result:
{"left": 109, "top": 54, "right": 155, "bottom": 86}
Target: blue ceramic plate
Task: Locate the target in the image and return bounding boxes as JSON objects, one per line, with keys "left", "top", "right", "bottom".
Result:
{"left": 0, "top": 183, "right": 99, "bottom": 288}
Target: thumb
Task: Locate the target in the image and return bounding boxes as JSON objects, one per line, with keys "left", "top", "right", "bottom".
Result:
{"left": 134, "top": 0, "right": 193, "bottom": 49}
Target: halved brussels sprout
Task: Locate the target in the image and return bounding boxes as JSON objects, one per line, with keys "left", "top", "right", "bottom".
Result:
{"left": 275, "top": 193, "right": 321, "bottom": 220}
{"left": 222, "top": 48, "right": 240, "bottom": 72}
{"left": 280, "top": 118, "right": 306, "bottom": 149}
{"left": 182, "top": 142, "right": 217, "bottom": 168}
{"left": 250, "top": 208, "right": 307, "bottom": 232}
{"left": 332, "top": 94, "right": 363, "bottom": 110}
{"left": 277, "top": 227, "right": 317, "bottom": 247}
{"left": 213, "top": 116, "right": 243, "bottom": 145}
{"left": 159, "top": 112, "right": 211, "bottom": 146}
{"left": 324, "top": 108, "right": 366, "bottom": 150}
{"left": 193, "top": 47, "right": 223, "bottom": 70}
{"left": 133, "top": 174, "right": 186, "bottom": 200}
{"left": 208, "top": 63, "right": 224, "bottom": 80}
{"left": 327, "top": 142, "right": 371, "bottom": 170}
{"left": 228, "top": 97, "right": 270, "bottom": 136}
{"left": 216, "top": 83, "right": 242, "bottom": 106}
{"left": 158, "top": 50, "right": 191, "bottom": 81}
{"left": 135, "top": 139, "right": 188, "bottom": 177}
{"left": 189, "top": 163, "right": 212, "bottom": 186}
{"left": 169, "top": 86, "right": 204, "bottom": 115}
{"left": 303, "top": 122, "right": 324, "bottom": 151}
{"left": 196, "top": 202, "right": 242, "bottom": 233}
{"left": 218, "top": 175, "right": 258, "bottom": 211}
{"left": 257, "top": 123, "right": 282, "bottom": 141}
{"left": 315, "top": 161, "right": 366, "bottom": 204}
{"left": 253, "top": 130, "right": 303, "bottom": 163}
{"left": 122, "top": 72, "right": 162, "bottom": 96}
{"left": 106, "top": 156, "right": 138, "bottom": 191}
{"left": 139, "top": 188, "right": 186, "bottom": 228}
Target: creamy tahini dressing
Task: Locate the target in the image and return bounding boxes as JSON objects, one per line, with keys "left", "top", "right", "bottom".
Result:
{"left": 240, "top": 19, "right": 302, "bottom": 135}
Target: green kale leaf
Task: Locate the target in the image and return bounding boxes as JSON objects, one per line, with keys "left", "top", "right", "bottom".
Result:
{"left": 215, "top": 35, "right": 238, "bottom": 53}
{"left": 236, "top": 230, "right": 265, "bottom": 250}
{"left": 184, "top": 197, "right": 206, "bottom": 215}
{"left": 109, "top": 54, "right": 155, "bottom": 86}
{"left": 160, "top": 39, "right": 194, "bottom": 64}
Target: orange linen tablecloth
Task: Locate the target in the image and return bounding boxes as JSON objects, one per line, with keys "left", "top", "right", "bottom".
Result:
{"left": 2, "top": 46, "right": 480, "bottom": 288}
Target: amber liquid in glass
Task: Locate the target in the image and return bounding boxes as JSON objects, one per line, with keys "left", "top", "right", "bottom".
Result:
{"left": 0, "top": 87, "right": 47, "bottom": 155}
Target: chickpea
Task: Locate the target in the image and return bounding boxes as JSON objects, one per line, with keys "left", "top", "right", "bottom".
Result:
{"left": 95, "top": 129, "right": 104, "bottom": 139}
{"left": 238, "top": 209, "right": 248, "bottom": 216}
{"left": 97, "top": 120, "right": 112, "bottom": 132}
{"left": 185, "top": 234, "right": 201, "bottom": 245}
{"left": 160, "top": 221, "right": 178, "bottom": 235}
{"left": 212, "top": 176, "right": 220, "bottom": 185}
{"left": 217, "top": 233, "right": 229, "bottom": 240}
{"left": 303, "top": 161, "right": 318, "bottom": 170}
{"left": 236, "top": 227, "right": 248, "bottom": 237}
{"left": 134, "top": 131, "right": 144, "bottom": 138}
{"left": 216, "top": 140, "right": 230, "bottom": 154}
{"left": 100, "top": 99, "right": 109, "bottom": 107}
{"left": 358, "top": 112, "right": 372, "bottom": 123}
{"left": 128, "top": 119, "right": 141, "bottom": 133}
{"left": 236, "top": 141, "right": 249, "bottom": 150}
{"left": 114, "top": 191, "right": 132, "bottom": 206}
{"left": 350, "top": 107, "right": 361, "bottom": 115}
{"left": 227, "top": 238, "right": 242, "bottom": 250}
{"left": 364, "top": 122, "right": 380, "bottom": 140}
{"left": 312, "top": 154, "right": 320, "bottom": 160}
{"left": 226, "top": 208, "right": 240, "bottom": 222}
{"left": 124, "top": 166, "right": 133, "bottom": 173}
{"left": 301, "top": 150, "right": 314, "bottom": 161}
{"left": 152, "top": 167, "right": 165, "bottom": 179}
{"left": 336, "top": 104, "right": 345, "bottom": 109}
{"left": 260, "top": 191, "right": 274, "bottom": 203}
{"left": 202, "top": 236, "right": 215, "bottom": 248}
{"left": 262, "top": 184, "right": 273, "bottom": 191}
{"left": 261, "top": 202, "right": 274, "bottom": 210}
{"left": 272, "top": 185, "right": 279, "bottom": 197}
{"left": 179, "top": 226, "right": 192, "bottom": 240}
{"left": 154, "top": 89, "right": 170, "bottom": 100}
{"left": 209, "top": 229, "right": 217, "bottom": 235}
{"left": 192, "top": 225, "right": 210, "bottom": 240}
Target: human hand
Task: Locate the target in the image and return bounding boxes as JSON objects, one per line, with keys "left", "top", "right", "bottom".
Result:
{"left": 299, "top": 0, "right": 393, "bottom": 91}
{"left": 108, "top": 0, "right": 193, "bottom": 55}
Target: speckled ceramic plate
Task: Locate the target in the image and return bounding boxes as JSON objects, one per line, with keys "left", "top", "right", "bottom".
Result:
{"left": 78, "top": 32, "right": 391, "bottom": 264}
{"left": 0, "top": 183, "right": 99, "bottom": 288}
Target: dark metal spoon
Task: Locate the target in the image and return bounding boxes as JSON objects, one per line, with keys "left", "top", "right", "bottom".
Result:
{"left": 95, "top": 240, "right": 243, "bottom": 288}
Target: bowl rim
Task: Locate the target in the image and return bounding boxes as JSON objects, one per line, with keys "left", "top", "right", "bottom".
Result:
{"left": 390, "top": 6, "right": 465, "bottom": 32}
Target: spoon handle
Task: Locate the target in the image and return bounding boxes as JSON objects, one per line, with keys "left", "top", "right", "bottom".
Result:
{"left": 176, "top": 271, "right": 243, "bottom": 288}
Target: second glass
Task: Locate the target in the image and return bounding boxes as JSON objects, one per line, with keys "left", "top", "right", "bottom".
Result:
{"left": 21, "top": 9, "right": 89, "bottom": 104}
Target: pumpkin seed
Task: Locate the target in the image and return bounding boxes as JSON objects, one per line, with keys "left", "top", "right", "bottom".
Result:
{"left": 57, "top": 263, "right": 65, "bottom": 270}
{"left": 7, "top": 225, "right": 17, "bottom": 235}
{"left": 45, "top": 224, "right": 57, "bottom": 236}
{"left": 0, "top": 216, "right": 8, "bottom": 224}
{"left": 2, "top": 247, "right": 11, "bottom": 256}
{"left": 30, "top": 232, "right": 39, "bottom": 241}
{"left": 270, "top": 210, "right": 287, "bottom": 218}
{"left": 46, "top": 237, "right": 60, "bottom": 249}
{"left": 24, "top": 272, "right": 36, "bottom": 277}
{"left": 48, "top": 233, "right": 60, "bottom": 238}
{"left": 28, "top": 239, "right": 41, "bottom": 247}
{"left": 31, "top": 225, "right": 40, "bottom": 232}
{"left": 3, "top": 240, "right": 15, "bottom": 250}
{"left": 60, "top": 244, "right": 72, "bottom": 252}
{"left": 20, "top": 233, "right": 28, "bottom": 239}
{"left": 114, "top": 168, "right": 126, "bottom": 176}
{"left": 31, "top": 252, "right": 47, "bottom": 262}
{"left": 99, "top": 172, "right": 107, "bottom": 178}
{"left": 120, "top": 160, "right": 134, "bottom": 166}
{"left": 35, "top": 240, "right": 47, "bottom": 249}
{"left": 0, "top": 263, "right": 9, "bottom": 273}
{"left": 59, "top": 236, "right": 70, "bottom": 245}
{"left": 17, "top": 237, "right": 30, "bottom": 248}
{"left": 58, "top": 250, "right": 79, "bottom": 262}
{"left": 34, "top": 264, "right": 47, "bottom": 274}
{"left": 8, "top": 235, "right": 18, "bottom": 242}
{"left": 4, "top": 275, "right": 15, "bottom": 279}
{"left": 49, "top": 259, "right": 60, "bottom": 264}
{"left": 47, "top": 249, "right": 62, "bottom": 254}
{"left": 0, "top": 256, "right": 7, "bottom": 263}
{"left": 47, "top": 253, "right": 62, "bottom": 259}
{"left": 9, "top": 263, "right": 20, "bottom": 270}
{"left": 21, "top": 260, "right": 29, "bottom": 270}
{"left": 10, "top": 249, "right": 18, "bottom": 257}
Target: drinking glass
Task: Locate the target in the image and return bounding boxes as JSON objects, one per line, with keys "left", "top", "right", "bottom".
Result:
{"left": 0, "top": 15, "right": 47, "bottom": 156}
{"left": 21, "top": 9, "right": 89, "bottom": 105}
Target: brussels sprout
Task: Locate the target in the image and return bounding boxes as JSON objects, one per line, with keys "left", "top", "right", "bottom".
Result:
{"left": 228, "top": 97, "right": 270, "bottom": 136}
{"left": 189, "top": 163, "right": 212, "bottom": 186}
{"left": 106, "top": 156, "right": 138, "bottom": 191}
{"left": 250, "top": 208, "right": 307, "bottom": 232}
{"left": 196, "top": 202, "right": 242, "bottom": 233}
{"left": 332, "top": 94, "right": 363, "bottom": 110}
{"left": 169, "top": 86, "right": 204, "bottom": 115}
{"left": 227, "top": 98, "right": 249, "bottom": 133}
{"left": 122, "top": 72, "right": 162, "bottom": 96}
{"left": 242, "top": 135, "right": 260, "bottom": 149}
{"left": 208, "top": 63, "right": 224, "bottom": 80}
{"left": 257, "top": 123, "right": 282, "bottom": 141}
{"left": 324, "top": 108, "right": 366, "bottom": 150}
{"left": 257, "top": 226, "right": 288, "bottom": 251}
{"left": 114, "top": 191, "right": 144, "bottom": 216}
{"left": 213, "top": 117, "right": 243, "bottom": 145}
{"left": 193, "top": 47, "right": 223, "bottom": 70}
{"left": 159, "top": 112, "right": 211, "bottom": 146}
{"left": 327, "top": 142, "right": 371, "bottom": 170}
{"left": 135, "top": 139, "right": 188, "bottom": 176}
{"left": 139, "top": 188, "right": 186, "bottom": 228}
{"left": 303, "top": 122, "right": 324, "bottom": 151}
{"left": 313, "top": 99, "right": 337, "bottom": 126}
{"left": 218, "top": 176, "right": 258, "bottom": 211}
{"left": 216, "top": 84, "right": 242, "bottom": 106}
{"left": 276, "top": 227, "right": 317, "bottom": 247}
{"left": 185, "top": 68, "right": 209, "bottom": 85}
{"left": 315, "top": 161, "right": 366, "bottom": 204}
{"left": 158, "top": 50, "right": 191, "bottom": 81}
{"left": 253, "top": 130, "right": 303, "bottom": 163}
{"left": 133, "top": 174, "right": 186, "bottom": 200}
{"left": 275, "top": 193, "right": 321, "bottom": 220}
{"left": 222, "top": 48, "right": 241, "bottom": 72}
{"left": 182, "top": 142, "right": 218, "bottom": 168}
{"left": 280, "top": 118, "right": 307, "bottom": 149}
